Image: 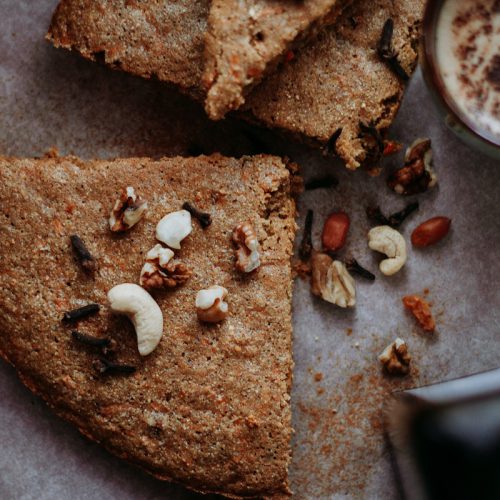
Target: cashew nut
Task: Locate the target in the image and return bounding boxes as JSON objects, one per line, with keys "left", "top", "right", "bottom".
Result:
{"left": 107, "top": 283, "right": 163, "bottom": 356}
{"left": 156, "top": 209, "right": 192, "bottom": 249}
{"left": 196, "top": 285, "right": 228, "bottom": 323}
{"left": 368, "top": 226, "right": 407, "bottom": 276}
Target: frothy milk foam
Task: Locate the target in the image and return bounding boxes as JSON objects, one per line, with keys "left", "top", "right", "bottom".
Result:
{"left": 436, "top": 0, "right": 500, "bottom": 142}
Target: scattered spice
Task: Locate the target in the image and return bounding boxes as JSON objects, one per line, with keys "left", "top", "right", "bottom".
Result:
{"left": 366, "top": 206, "right": 390, "bottom": 226}
{"left": 93, "top": 358, "right": 136, "bottom": 375}
{"left": 377, "top": 19, "right": 409, "bottom": 81}
{"left": 70, "top": 235, "right": 97, "bottom": 273}
{"left": 345, "top": 259, "right": 376, "bottom": 281}
{"left": 305, "top": 176, "right": 339, "bottom": 191}
{"left": 402, "top": 295, "right": 435, "bottom": 333}
{"left": 182, "top": 202, "right": 212, "bottom": 228}
{"left": 314, "top": 373, "right": 324, "bottom": 382}
{"left": 62, "top": 303, "right": 100, "bottom": 323}
{"left": 325, "top": 128, "right": 342, "bottom": 155}
{"left": 366, "top": 202, "right": 419, "bottom": 228}
{"left": 299, "top": 210, "right": 314, "bottom": 261}
{"left": 387, "top": 202, "right": 419, "bottom": 227}
{"left": 72, "top": 330, "right": 110, "bottom": 348}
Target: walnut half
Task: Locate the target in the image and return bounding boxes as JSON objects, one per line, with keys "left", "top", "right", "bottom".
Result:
{"left": 232, "top": 222, "right": 261, "bottom": 273}
{"left": 387, "top": 138, "right": 437, "bottom": 195}
{"left": 379, "top": 338, "right": 411, "bottom": 375}
{"left": 311, "top": 252, "right": 356, "bottom": 308}
{"left": 139, "top": 244, "right": 192, "bottom": 289}
{"left": 109, "top": 186, "right": 148, "bottom": 232}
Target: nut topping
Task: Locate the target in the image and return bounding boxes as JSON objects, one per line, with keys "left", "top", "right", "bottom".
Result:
{"left": 368, "top": 226, "right": 407, "bottom": 276}
{"left": 139, "top": 244, "right": 192, "bottom": 289}
{"left": 411, "top": 217, "right": 451, "bottom": 248}
{"left": 403, "top": 295, "right": 436, "bottom": 333}
{"left": 196, "top": 286, "right": 228, "bottom": 323}
{"left": 321, "top": 212, "right": 350, "bottom": 252}
{"left": 156, "top": 209, "right": 192, "bottom": 250}
{"left": 388, "top": 138, "right": 437, "bottom": 195}
{"left": 232, "top": 222, "right": 261, "bottom": 273}
{"left": 379, "top": 338, "right": 411, "bottom": 375}
{"left": 109, "top": 187, "right": 148, "bottom": 232}
{"left": 108, "top": 283, "right": 163, "bottom": 356}
{"left": 311, "top": 252, "right": 356, "bottom": 308}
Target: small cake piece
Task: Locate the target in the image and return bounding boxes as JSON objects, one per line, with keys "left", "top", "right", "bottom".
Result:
{"left": 47, "top": 0, "right": 425, "bottom": 169}
{"left": 202, "top": 0, "right": 347, "bottom": 120}
{"left": 0, "top": 154, "right": 297, "bottom": 499}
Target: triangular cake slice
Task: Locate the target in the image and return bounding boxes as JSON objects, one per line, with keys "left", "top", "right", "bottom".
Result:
{"left": 0, "top": 154, "right": 296, "bottom": 498}
{"left": 202, "top": 0, "right": 347, "bottom": 119}
{"left": 46, "top": 0, "right": 424, "bottom": 169}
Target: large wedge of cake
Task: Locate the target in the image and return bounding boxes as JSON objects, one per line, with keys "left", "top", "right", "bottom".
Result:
{"left": 202, "top": 0, "right": 347, "bottom": 119}
{"left": 47, "top": 0, "right": 425, "bottom": 169}
{"left": 0, "top": 154, "right": 297, "bottom": 498}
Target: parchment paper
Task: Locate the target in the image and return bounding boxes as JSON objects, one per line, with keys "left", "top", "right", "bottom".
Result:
{"left": 1, "top": 1, "right": 499, "bottom": 499}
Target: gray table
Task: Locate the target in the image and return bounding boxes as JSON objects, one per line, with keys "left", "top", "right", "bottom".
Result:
{"left": 1, "top": 1, "right": 499, "bottom": 498}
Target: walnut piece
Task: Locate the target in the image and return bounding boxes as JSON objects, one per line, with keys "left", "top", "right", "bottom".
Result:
{"left": 109, "top": 186, "right": 148, "bottom": 232}
{"left": 139, "top": 244, "right": 191, "bottom": 289}
{"left": 311, "top": 252, "right": 356, "bottom": 308}
{"left": 196, "top": 285, "right": 228, "bottom": 323}
{"left": 232, "top": 222, "right": 261, "bottom": 273}
{"left": 387, "top": 138, "right": 437, "bottom": 195}
{"left": 379, "top": 338, "right": 411, "bottom": 375}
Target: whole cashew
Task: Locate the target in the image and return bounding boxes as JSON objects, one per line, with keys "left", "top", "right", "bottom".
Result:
{"left": 156, "top": 209, "right": 192, "bottom": 249}
{"left": 368, "top": 226, "right": 407, "bottom": 276}
{"left": 107, "top": 283, "right": 163, "bottom": 356}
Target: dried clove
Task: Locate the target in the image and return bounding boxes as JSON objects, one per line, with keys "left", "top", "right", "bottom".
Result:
{"left": 305, "top": 176, "right": 339, "bottom": 190}
{"left": 387, "top": 202, "right": 419, "bottom": 227}
{"left": 299, "top": 210, "right": 314, "bottom": 261}
{"left": 366, "top": 206, "right": 390, "bottom": 226}
{"left": 367, "top": 202, "right": 419, "bottom": 228}
{"left": 62, "top": 304, "right": 100, "bottom": 323}
{"left": 93, "top": 358, "right": 136, "bottom": 375}
{"left": 377, "top": 19, "right": 409, "bottom": 81}
{"left": 325, "top": 128, "right": 342, "bottom": 155}
{"left": 70, "top": 235, "right": 97, "bottom": 273}
{"left": 72, "top": 330, "right": 110, "bottom": 348}
{"left": 182, "top": 202, "right": 212, "bottom": 229}
{"left": 346, "top": 259, "right": 376, "bottom": 281}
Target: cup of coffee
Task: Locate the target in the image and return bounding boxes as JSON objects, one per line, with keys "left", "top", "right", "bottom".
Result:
{"left": 421, "top": 0, "right": 500, "bottom": 158}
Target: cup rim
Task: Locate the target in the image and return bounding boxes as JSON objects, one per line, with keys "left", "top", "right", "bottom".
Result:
{"left": 422, "top": 0, "right": 500, "bottom": 149}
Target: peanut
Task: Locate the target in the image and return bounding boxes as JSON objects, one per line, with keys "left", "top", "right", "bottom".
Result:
{"left": 411, "top": 216, "right": 451, "bottom": 247}
{"left": 321, "top": 212, "right": 350, "bottom": 252}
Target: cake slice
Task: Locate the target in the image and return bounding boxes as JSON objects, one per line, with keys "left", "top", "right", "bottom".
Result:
{"left": 46, "top": 0, "right": 424, "bottom": 168}
{"left": 202, "top": 0, "right": 347, "bottom": 120}
{"left": 0, "top": 154, "right": 297, "bottom": 499}
{"left": 242, "top": 0, "right": 425, "bottom": 169}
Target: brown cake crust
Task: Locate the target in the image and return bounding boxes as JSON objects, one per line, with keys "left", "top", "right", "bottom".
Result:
{"left": 202, "top": 0, "right": 346, "bottom": 120}
{"left": 46, "top": 0, "right": 424, "bottom": 169}
{"left": 0, "top": 154, "right": 296, "bottom": 499}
